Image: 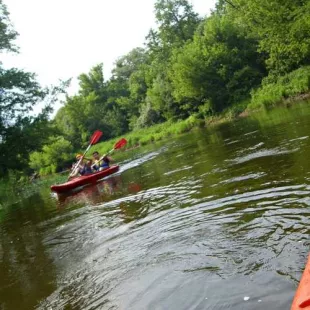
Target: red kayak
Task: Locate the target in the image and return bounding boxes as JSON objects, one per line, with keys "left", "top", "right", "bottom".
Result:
{"left": 291, "top": 255, "right": 310, "bottom": 310}
{"left": 51, "top": 165, "right": 119, "bottom": 193}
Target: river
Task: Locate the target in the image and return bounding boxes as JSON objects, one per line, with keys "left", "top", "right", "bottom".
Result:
{"left": 1, "top": 102, "right": 310, "bottom": 310}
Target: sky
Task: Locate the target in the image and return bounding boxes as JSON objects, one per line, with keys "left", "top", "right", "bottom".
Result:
{"left": 1, "top": 0, "right": 217, "bottom": 113}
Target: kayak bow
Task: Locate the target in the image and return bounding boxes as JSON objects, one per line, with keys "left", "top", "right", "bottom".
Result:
{"left": 291, "top": 255, "right": 310, "bottom": 310}
{"left": 51, "top": 165, "right": 119, "bottom": 193}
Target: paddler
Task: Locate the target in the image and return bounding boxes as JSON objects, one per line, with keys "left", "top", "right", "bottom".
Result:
{"left": 71, "top": 153, "right": 93, "bottom": 177}
{"left": 92, "top": 151, "right": 113, "bottom": 171}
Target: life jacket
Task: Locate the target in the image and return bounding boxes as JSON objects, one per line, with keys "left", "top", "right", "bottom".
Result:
{"left": 79, "top": 164, "right": 93, "bottom": 175}
{"left": 77, "top": 160, "right": 93, "bottom": 175}
{"left": 93, "top": 157, "right": 110, "bottom": 171}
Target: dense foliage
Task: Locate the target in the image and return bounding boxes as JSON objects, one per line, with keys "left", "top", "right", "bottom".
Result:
{"left": 0, "top": 0, "right": 67, "bottom": 177}
{"left": 1, "top": 0, "right": 310, "bottom": 176}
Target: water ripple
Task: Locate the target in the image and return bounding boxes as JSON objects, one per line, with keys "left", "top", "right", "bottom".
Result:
{"left": 37, "top": 178, "right": 310, "bottom": 309}
{"left": 31, "top": 106, "right": 310, "bottom": 310}
{"left": 229, "top": 147, "right": 297, "bottom": 165}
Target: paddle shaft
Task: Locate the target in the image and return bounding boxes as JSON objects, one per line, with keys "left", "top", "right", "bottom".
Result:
{"left": 92, "top": 138, "right": 127, "bottom": 167}
{"left": 69, "top": 144, "right": 92, "bottom": 179}
{"left": 67, "top": 130, "right": 103, "bottom": 180}
{"left": 91, "top": 148, "right": 114, "bottom": 168}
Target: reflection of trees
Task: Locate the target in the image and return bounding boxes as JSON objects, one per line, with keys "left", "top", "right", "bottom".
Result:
{"left": 0, "top": 193, "right": 56, "bottom": 310}
{"left": 128, "top": 105, "right": 310, "bottom": 219}
{"left": 251, "top": 105, "right": 310, "bottom": 180}
{"left": 194, "top": 106, "right": 310, "bottom": 192}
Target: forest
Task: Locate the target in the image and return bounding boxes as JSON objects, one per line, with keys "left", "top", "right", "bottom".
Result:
{"left": 1, "top": 0, "right": 310, "bottom": 177}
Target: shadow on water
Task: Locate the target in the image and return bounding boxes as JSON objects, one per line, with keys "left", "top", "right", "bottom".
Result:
{"left": 1, "top": 101, "right": 310, "bottom": 309}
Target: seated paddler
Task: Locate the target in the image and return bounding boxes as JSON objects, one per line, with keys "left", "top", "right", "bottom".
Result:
{"left": 92, "top": 151, "right": 113, "bottom": 171}
{"left": 71, "top": 153, "right": 93, "bottom": 177}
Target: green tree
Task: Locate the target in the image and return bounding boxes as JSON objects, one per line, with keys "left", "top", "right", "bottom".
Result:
{"left": 110, "top": 48, "right": 152, "bottom": 127}
{"left": 150, "top": 0, "right": 200, "bottom": 50}
{"left": 222, "top": 0, "right": 310, "bottom": 74}
{"left": 170, "top": 14, "right": 266, "bottom": 112}
{"left": 142, "top": 0, "right": 202, "bottom": 121}
{"left": 29, "top": 136, "right": 73, "bottom": 174}
{"left": 134, "top": 100, "right": 162, "bottom": 129}
{"left": 146, "top": 71, "right": 180, "bottom": 120}
{"left": 0, "top": 1, "right": 63, "bottom": 176}
{"left": 78, "top": 63, "right": 107, "bottom": 98}
{"left": 112, "top": 48, "right": 148, "bottom": 81}
{"left": 0, "top": 0, "right": 18, "bottom": 53}
{"left": 56, "top": 63, "right": 131, "bottom": 144}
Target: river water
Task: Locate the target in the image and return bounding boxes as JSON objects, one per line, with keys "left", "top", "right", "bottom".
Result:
{"left": 1, "top": 102, "right": 310, "bottom": 310}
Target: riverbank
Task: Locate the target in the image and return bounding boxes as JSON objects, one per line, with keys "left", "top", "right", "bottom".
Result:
{"left": 94, "top": 66, "right": 310, "bottom": 155}
{"left": 23, "top": 65, "right": 310, "bottom": 178}
{"left": 3, "top": 66, "right": 310, "bottom": 191}
{"left": 94, "top": 94, "right": 310, "bottom": 158}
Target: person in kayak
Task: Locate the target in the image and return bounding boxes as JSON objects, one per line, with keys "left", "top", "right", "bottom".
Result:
{"left": 71, "top": 154, "right": 93, "bottom": 177}
{"left": 92, "top": 151, "right": 113, "bottom": 171}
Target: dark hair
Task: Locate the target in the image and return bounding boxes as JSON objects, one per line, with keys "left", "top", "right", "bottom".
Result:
{"left": 92, "top": 151, "right": 99, "bottom": 156}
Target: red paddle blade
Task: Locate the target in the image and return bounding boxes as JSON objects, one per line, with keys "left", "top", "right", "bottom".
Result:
{"left": 90, "top": 130, "right": 103, "bottom": 145}
{"left": 114, "top": 138, "right": 127, "bottom": 150}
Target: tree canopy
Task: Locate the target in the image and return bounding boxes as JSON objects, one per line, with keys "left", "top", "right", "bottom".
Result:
{"left": 0, "top": 0, "right": 65, "bottom": 176}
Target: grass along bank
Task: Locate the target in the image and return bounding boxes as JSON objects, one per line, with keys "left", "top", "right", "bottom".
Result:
{"left": 0, "top": 172, "right": 65, "bottom": 208}
{"left": 93, "top": 115, "right": 205, "bottom": 157}
{"left": 248, "top": 66, "right": 310, "bottom": 110}
{"left": 92, "top": 110, "right": 241, "bottom": 159}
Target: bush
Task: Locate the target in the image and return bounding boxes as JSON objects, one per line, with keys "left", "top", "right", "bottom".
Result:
{"left": 197, "top": 100, "right": 213, "bottom": 118}
{"left": 29, "top": 136, "right": 74, "bottom": 175}
{"left": 248, "top": 66, "right": 310, "bottom": 109}
{"left": 134, "top": 100, "right": 162, "bottom": 130}
{"left": 223, "top": 100, "right": 249, "bottom": 118}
